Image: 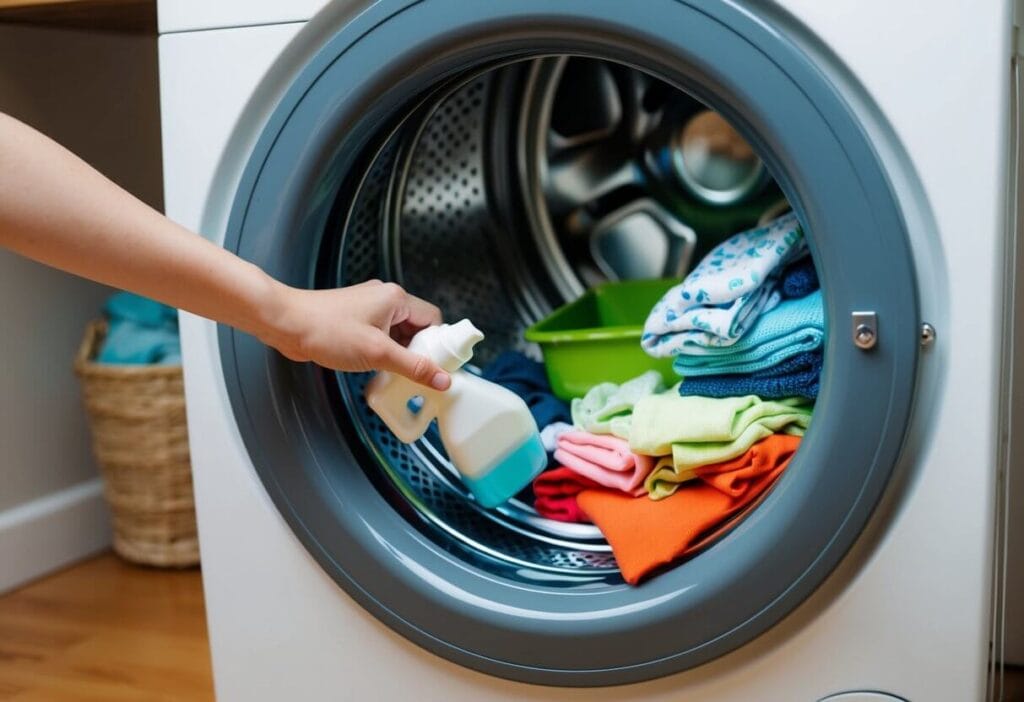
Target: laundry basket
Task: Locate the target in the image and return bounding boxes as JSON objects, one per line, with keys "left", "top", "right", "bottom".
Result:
{"left": 74, "top": 320, "right": 199, "bottom": 567}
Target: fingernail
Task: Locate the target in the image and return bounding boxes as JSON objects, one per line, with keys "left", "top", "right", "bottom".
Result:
{"left": 431, "top": 371, "right": 451, "bottom": 391}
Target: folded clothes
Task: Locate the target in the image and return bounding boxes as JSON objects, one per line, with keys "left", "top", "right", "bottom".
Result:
{"left": 482, "top": 351, "right": 571, "bottom": 429}
{"left": 104, "top": 292, "right": 178, "bottom": 328}
{"left": 577, "top": 434, "right": 799, "bottom": 584}
{"left": 554, "top": 431, "right": 655, "bottom": 497}
{"left": 780, "top": 255, "right": 819, "bottom": 299}
{"left": 696, "top": 434, "right": 801, "bottom": 497}
{"left": 678, "top": 351, "right": 822, "bottom": 400}
{"left": 98, "top": 292, "right": 181, "bottom": 365}
{"left": 627, "top": 391, "right": 811, "bottom": 499}
{"left": 533, "top": 457, "right": 673, "bottom": 522}
{"left": 532, "top": 467, "right": 601, "bottom": 523}
{"left": 642, "top": 212, "right": 804, "bottom": 356}
{"left": 570, "top": 370, "right": 664, "bottom": 439}
{"left": 672, "top": 290, "right": 824, "bottom": 377}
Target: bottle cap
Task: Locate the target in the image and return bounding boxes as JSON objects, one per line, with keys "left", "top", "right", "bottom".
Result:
{"left": 440, "top": 319, "right": 484, "bottom": 366}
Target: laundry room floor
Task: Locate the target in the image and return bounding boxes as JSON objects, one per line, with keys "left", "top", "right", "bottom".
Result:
{"left": 0, "top": 554, "right": 213, "bottom": 701}
{"left": 0, "top": 553, "right": 1023, "bottom": 701}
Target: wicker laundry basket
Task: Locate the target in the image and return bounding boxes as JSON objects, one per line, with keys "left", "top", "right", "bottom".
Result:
{"left": 74, "top": 320, "right": 199, "bottom": 567}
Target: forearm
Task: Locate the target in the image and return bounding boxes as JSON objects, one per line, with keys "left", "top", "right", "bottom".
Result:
{"left": 0, "top": 112, "right": 449, "bottom": 389}
{"left": 0, "top": 112, "right": 284, "bottom": 339}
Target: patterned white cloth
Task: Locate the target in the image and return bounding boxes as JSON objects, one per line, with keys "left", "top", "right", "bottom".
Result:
{"left": 642, "top": 212, "right": 804, "bottom": 356}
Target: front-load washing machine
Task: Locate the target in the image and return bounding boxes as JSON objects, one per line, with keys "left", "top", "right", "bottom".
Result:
{"left": 158, "top": 1, "right": 1019, "bottom": 699}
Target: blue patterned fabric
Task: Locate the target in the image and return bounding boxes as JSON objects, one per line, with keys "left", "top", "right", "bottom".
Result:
{"left": 672, "top": 290, "right": 824, "bottom": 376}
{"left": 678, "top": 351, "right": 822, "bottom": 400}
{"left": 642, "top": 212, "right": 804, "bottom": 356}
{"left": 781, "top": 255, "right": 819, "bottom": 299}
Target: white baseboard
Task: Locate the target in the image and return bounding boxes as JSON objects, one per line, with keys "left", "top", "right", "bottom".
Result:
{"left": 0, "top": 478, "right": 112, "bottom": 594}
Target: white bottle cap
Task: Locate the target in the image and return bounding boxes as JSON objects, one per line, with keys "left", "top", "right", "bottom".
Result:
{"left": 439, "top": 319, "right": 484, "bottom": 366}
{"left": 408, "top": 319, "right": 485, "bottom": 372}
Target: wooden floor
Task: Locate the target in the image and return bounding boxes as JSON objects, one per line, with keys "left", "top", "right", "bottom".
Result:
{"left": 1006, "top": 666, "right": 1024, "bottom": 702}
{"left": 0, "top": 553, "right": 213, "bottom": 701}
{"left": 2, "top": 553, "right": 1024, "bottom": 700}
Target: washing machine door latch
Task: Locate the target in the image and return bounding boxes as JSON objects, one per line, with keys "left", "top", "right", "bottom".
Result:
{"left": 851, "top": 311, "right": 878, "bottom": 350}
{"left": 920, "top": 322, "right": 936, "bottom": 346}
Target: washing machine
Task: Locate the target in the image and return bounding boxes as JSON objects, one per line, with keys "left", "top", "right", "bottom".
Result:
{"left": 158, "top": 1, "right": 1019, "bottom": 699}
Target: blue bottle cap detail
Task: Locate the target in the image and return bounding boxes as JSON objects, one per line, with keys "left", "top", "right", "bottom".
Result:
{"left": 462, "top": 433, "right": 547, "bottom": 509}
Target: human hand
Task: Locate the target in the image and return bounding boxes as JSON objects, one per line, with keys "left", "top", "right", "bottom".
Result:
{"left": 258, "top": 279, "right": 451, "bottom": 390}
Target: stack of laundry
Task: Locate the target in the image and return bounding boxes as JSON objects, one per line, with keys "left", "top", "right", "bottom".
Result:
{"left": 515, "top": 211, "right": 825, "bottom": 585}
{"left": 578, "top": 434, "right": 800, "bottom": 584}
{"left": 528, "top": 370, "right": 809, "bottom": 583}
{"left": 642, "top": 211, "right": 824, "bottom": 400}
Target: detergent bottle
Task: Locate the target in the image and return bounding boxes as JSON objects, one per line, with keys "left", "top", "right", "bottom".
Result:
{"left": 364, "top": 319, "right": 547, "bottom": 508}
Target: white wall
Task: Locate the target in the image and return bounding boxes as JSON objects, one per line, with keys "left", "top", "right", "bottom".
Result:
{"left": 0, "top": 24, "right": 162, "bottom": 592}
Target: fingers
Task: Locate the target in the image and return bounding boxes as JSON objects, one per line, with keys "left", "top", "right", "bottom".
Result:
{"left": 376, "top": 282, "right": 440, "bottom": 329}
{"left": 391, "top": 319, "right": 428, "bottom": 346}
{"left": 374, "top": 283, "right": 442, "bottom": 344}
{"left": 404, "top": 292, "right": 443, "bottom": 329}
{"left": 389, "top": 324, "right": 416, "bottom": 347}
{"left": 373, "top": 336, "right": 451, "bottom": 391}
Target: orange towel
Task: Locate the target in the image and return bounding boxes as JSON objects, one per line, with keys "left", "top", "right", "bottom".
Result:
{"left": 577, "top": 434, "right": 801, "bottom": 585}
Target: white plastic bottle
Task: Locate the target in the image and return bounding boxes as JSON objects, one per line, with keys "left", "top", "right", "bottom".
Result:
{"left": 364, "top": 320, "right": 546, "bottom": 508}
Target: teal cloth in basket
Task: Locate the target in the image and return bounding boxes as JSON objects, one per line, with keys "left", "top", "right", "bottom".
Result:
{"left": 97, "top": 292, "right": 181, "bottom": 365}
{"left": 672, "top": 290, "right": 824, "bottom": 377}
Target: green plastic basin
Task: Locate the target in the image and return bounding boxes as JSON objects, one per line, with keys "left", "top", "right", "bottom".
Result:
{"left": 524, "top": 279, "right": 678, "bottom": 401}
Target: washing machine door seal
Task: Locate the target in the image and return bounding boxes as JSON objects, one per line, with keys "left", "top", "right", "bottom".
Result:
{"left": 219, "top": 0, "right": 922, "bottom": 686}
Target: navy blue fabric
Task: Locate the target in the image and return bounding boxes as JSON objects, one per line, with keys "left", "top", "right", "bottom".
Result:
{"left": 678, "top": 350, "right": 822, "bottom": 400}
{"left": 481, "top": 351, "right": 572, "bottom": 428}
{"left": 780, "top": 255, "right": 819, "bottom": 299}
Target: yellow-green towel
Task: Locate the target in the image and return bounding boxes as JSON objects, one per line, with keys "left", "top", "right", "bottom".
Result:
{"left": 629, "top": 390, "right": 812, "bottom": 499}
{"left": 570, "top": 370, "right": 664, "bottom": 439}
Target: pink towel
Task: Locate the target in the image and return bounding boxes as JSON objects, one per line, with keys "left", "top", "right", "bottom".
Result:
{"left": 554, "top": 431, "right": 654, "bottom": 496}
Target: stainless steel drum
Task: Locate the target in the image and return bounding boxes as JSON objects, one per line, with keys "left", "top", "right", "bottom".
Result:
{"left": 329, "top": 56, "right": 785, "bottom": 582}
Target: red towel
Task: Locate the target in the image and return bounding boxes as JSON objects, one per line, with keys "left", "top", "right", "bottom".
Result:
{"left": 577, "top": 434, "right": 800, "bottom": 584}
{"left": 532, "top": 467, "right": 602, "bottom": 523}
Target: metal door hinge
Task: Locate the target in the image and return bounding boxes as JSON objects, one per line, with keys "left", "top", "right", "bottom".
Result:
{"left": 852, "top": 311, "right": 878, "bottom": 350}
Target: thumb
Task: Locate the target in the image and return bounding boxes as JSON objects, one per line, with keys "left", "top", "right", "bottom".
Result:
{"left": 376, "top": 339, "right": 451, "bottom": 391}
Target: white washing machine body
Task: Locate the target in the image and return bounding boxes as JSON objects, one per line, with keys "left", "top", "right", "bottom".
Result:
{"left": 158, "top": 1, "right": 1016, "bottom": 699}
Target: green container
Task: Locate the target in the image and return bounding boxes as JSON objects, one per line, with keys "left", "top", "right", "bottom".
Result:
{"left": 524, "top": 279, "right": 678, "bottom": 401}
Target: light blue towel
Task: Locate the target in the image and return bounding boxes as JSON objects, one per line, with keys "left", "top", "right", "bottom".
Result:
{"left": 97, "top": 292, "right": 181, "bottom": 365}
{"left": 672, "top": 290, "right": 824, "bottom": 376}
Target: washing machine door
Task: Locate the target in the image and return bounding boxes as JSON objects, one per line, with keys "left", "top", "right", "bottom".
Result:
{"left": 219, "top": 0, "right": 922, "bottom": 687}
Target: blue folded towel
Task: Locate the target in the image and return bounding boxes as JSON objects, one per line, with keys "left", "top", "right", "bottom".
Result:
{"left": 103, "top": 292, "right": 177, "bottom": 329}
{"left": 672, "top": 290, "right": 824, "bottom": 376}
{"left": 678, "top": 351, "right": 822, "bottom": 400}
{"left": 481, "top": 351, "right": 571, "bottom": 429}
{"left": 781, "top": 255, "right": 819, "bottom": 299}
{"left": 97, "top": 292, "right": 181, "bottom": 365}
